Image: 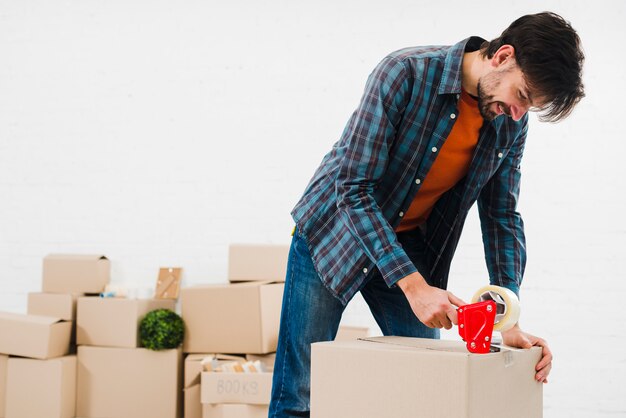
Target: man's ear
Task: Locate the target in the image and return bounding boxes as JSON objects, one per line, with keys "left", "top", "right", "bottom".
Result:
{"left": 491, "top": 45, "right": 516, "bottom": 68}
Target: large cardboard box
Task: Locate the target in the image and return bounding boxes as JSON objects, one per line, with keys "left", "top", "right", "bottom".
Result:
{"left": 0, "top": 312, "right": 71, "bottom": 360}
{"left": 77, "top": 346, "right": 182, "bottom": 418}
{"left": 201, "top": 371, "right": 272, "bottom": 405}
{"left": 182, "top": 282, "right": 283, "bottom": 354}
{"left": 0, "top": 354, "right": 7, "bottom": 418}
{"left": 202, "top": 404, "right": 268, "bottom": 418}
{"left": 5, "top": 355, "right": 76, "bottom": 418}
{"left": 77, "top": 297, "right": 175, "bottom": 348}
{"left": 27, "top": 293, "right": 78, "bottom": 321}
{"left": 311, "top": 336, "right": 543, "bottom": 418}
{"left": 43, "top": 254, "right": 110, "bottom": 294}
{"left": 228, "top": 244, "right": 289, "bottom": 282}
{"left": 184, "top": 354, "right": 247, "bottom": 418}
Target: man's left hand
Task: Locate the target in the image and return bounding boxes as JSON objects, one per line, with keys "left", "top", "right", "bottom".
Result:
{"left": 501, "top": 324, "right": 552, "bottom": 384}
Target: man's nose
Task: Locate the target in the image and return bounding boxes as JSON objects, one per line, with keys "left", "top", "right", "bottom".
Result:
{"left": 510, "top": 104, "right": 529, "bottom": 121}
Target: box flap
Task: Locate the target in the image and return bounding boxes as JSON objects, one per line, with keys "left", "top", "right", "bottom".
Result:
{"left": 361, "top": 336, "right": 471, "bottom": 355}
{"left": 185, "top": 353, "right": 208, "bottom": 362}
{"left": 0, "top": 311, "right": 63, "bottom": 325}
{"left": 45, "top": 254, "right": 108, "bottom": 260}
{"left": 187, "top": 281, "right": 277, "bottom": 290}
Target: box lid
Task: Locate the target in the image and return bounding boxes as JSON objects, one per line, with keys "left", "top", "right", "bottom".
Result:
{"left": 0, "top": 311, "right": 64, "bottom": 325}
{"left": 45, "top": 254, "right": 108, "bottom": 261}
{"left": 360, "top": 336, "right": 471, "bottom": 355}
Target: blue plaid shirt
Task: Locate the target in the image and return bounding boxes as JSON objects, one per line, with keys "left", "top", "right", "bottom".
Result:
{"left": 292, "top": 37, "right": 527, "bottom": 305}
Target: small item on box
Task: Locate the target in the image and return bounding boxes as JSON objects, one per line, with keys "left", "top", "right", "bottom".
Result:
{"left": 100, "top": 284, "right": 128, "bottom": 298}
{"left": 202, "top": 355, "right": 266, "bottom": 373}
{"left": 155, "top": 267, "right": 182, "bottom": 299}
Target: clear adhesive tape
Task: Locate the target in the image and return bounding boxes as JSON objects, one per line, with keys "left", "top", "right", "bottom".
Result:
{"left": 470, "top": 285, "right": 521, "bottom": 332}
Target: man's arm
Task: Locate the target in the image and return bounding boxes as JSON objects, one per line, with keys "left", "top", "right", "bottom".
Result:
{"left": 334, "top": 55, "right": 418, "bottom": 286}
{"left": 335, "top": 55, "right": 465, "bottom": 327}
{"left": 477, "top": 118, "right": 552, "bottom": 383}
{"left": 477, "top": 119, "right": 528, "bottom": 296}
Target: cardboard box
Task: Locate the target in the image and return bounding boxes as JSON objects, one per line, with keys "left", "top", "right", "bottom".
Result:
{"left": 201, "top": 371, "right": 272, "bottom": 405}
{"left": 311, "top": 336, "right": 543, "bottom": 418}
{"left": 42, "top": 254, "right": 110, "bottom": 294}
{"left": 185, "top": 354, "right": 247, "bottom": 389}
{"left": 202, "top": 404, "right": 268, "bottom": 418}
{"left": 184, "top": 354, "right": 247, "bottom": 418}
{"left": 77, "top": 297, "right": 175, "bottom": 348}
{"left": 5, "top": 355, "right": 76, "bottom": 418}
{"left": 28, "top": 292, "right": 79, "bottom": 347}
{"left": 228, "top": 244, "right": 289, "bottom": 282}
{"left": 0, "top": 312, "right": 71, "bottom": 360}
{"left": 185, "top": 354, "right": 209, "bottom": 390}
{"left": 182, "top": 282, "right": 283, "bottom": 354}
{"left": 0, "top": 354, "right": 7, "bottom": 418}
{"left": 335, "top": 325, "right": 369, "bottom": 341}
{"left": 185, "top": 384, "right": 202, "bottom": 418}
{"left": 77, "top": 346, "right": 182, "bottom": 418}
{"left": 27, "top": 293, "right": 78, "bottom": 321}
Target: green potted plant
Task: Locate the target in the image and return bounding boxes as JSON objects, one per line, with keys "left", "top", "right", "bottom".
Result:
{"left": 139, "top": 309, "right": 185, "bottom": 350}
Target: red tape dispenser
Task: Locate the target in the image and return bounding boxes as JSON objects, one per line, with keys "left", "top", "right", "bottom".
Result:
{"left": 457, "top": 285, "right": 522, "bottom": 354}
{"left": 457, "top": 300, "right": 496, "bottom": 354}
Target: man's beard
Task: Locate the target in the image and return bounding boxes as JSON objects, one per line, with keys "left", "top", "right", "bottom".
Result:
{"left": 476, "top": 71, "right": 510, "bottom": 121}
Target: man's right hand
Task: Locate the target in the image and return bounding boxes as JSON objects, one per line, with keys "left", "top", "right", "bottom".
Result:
{"left": 397, "top": 272, "right": 467, "bottom": 329}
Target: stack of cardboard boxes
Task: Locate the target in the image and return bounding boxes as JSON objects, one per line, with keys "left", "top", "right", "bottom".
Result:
{"left": 75, "top": 286, "right": 180, "bottom": 417}
{"left": 182, "top": 244, "right": 287, "bottom": 418}
{"left": 0, "top": 245, "right": 374, "bottom": 418}
{"left": 0, "top": 254, "right": 109, "bottom": 418}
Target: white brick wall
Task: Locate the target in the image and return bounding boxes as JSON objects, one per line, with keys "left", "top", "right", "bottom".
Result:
{"left": 1, "top": 1, "right": 625, "bottom": 416}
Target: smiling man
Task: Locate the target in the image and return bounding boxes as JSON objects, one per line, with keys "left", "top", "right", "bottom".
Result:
{"left": 269, "top": 12, "right": 585, "bottom": 417}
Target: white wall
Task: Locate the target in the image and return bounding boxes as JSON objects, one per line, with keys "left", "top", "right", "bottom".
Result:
{"left": 1, "top": 1, "right": 624, "bottom": 416}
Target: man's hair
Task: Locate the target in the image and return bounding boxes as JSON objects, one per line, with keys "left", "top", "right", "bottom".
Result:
{"left": 481, "top": 12, "right": 585, "bottom": 122}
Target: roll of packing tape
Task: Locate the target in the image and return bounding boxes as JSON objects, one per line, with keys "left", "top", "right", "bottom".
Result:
{"left": 471, "top": 285, "right": 521, "bottom": 332}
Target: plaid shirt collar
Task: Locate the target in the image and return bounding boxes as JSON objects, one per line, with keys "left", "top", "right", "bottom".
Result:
{"left": 438, "top": 36, "right": 487, "bottom": 96}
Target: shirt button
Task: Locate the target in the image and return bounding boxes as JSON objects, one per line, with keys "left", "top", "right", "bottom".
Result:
{"left": 415, "top": 178, "right": 421, "bottom": 185}
{"left": 432, "top": 147, "right": 438, "bottom": 153}
{"left": 399, "top": 211, "right": 404, "bottom": 217}
{"left": 450, "top": 113, "right": 456, "bottom": 119}
{"left": 498, "top": 152, "right": 504, "bottom": 158}
{"left": 363, "top": 268, "right": 368, "bottom": 274}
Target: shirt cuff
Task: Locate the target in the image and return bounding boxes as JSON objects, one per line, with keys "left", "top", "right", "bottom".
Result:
{"left": 376, "top": 248, "right": 418, "bottom": 288}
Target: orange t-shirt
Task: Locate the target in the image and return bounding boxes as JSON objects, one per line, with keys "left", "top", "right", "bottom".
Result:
{"left": 395, "top": 89, "right": 483, "bottom": 233}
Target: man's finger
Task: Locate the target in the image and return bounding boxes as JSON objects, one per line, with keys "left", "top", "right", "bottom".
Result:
{"left": 536, "top": 346, "right": 553, "bottom": 371}
{"left": 446, "top": 308, "right": 459, "bottom": 325}
{"left": 441, "top": 316, "right": 452, "bottom": 330}
{"left": 447, "top": 292, "right": 467, "bottom": 307}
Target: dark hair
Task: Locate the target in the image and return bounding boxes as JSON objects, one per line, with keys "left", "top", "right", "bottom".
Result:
{"left": 481, "top": 12, "right": 585, "bottom": 122}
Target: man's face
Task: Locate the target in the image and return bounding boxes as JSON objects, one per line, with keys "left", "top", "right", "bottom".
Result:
{"left": 477, "top": 62, "right": 540, "bottom": 122}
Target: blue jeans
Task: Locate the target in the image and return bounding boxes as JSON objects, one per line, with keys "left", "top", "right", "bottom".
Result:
{"left": 268, "top": 228, "right": 439, "bottom": 417}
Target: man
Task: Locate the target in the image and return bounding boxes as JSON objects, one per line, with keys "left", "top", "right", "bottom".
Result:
{"left": 269, "top": 12, "right": 584, "bottom": 417}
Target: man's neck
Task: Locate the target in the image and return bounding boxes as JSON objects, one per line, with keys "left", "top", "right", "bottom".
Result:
{"left": 461, "top": 50, "right": 484, "bottom": 97}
